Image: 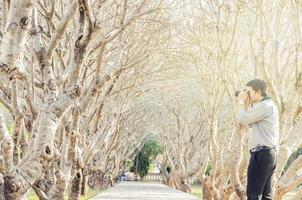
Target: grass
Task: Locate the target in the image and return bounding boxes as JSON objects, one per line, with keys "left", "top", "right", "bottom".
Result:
{"left": 0, "top": 103, "right": 7, "bottom": 110}
{"left": 191, "top": 185, "right": 297, "bottom": 199}
{"left": 28, "top": 187, "right": 105, "bottom": 200}
{"left": 191, "top": 185, "right": 202, "bottom": 199}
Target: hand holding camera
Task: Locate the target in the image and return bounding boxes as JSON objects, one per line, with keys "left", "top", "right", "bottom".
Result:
{"left": 235, "top": 89, "right": 250, "bottom": 105}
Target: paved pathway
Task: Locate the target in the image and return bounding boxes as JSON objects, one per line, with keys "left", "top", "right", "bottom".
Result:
{"left": 92, "top": 181, "right": 200, "bottom": 200}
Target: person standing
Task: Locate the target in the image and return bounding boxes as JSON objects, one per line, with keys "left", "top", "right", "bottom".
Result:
{"left": 237, "top": 79, "right": 279, "bottom": 200}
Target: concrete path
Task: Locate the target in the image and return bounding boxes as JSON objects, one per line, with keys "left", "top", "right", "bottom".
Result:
{"left": 92, "top": 181, "right": 200, "bottom": 200}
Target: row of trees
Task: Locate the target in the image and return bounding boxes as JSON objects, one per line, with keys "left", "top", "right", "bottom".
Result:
{"left": 1, "top": 0, "right": 302, "bottom": 200}
{"left": 0, "top": 0, "right": 173, "bottom": 199}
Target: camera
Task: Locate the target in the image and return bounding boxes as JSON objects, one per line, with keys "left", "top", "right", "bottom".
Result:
{"left": 234, "top": 89, "right": 250, "bottom": 97}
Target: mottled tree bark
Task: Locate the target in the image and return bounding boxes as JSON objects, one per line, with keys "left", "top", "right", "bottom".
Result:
{"left": 80, "top": 169, "right": 88, "bottom": 196}
{"left": 69, "top": 171, "right": 82, "bottom": 200}
{"left": 0, "top": 174, "right": 4, "bottom": 200}
{"left": 202, "top": 183, "right": 214, "bottom": 200}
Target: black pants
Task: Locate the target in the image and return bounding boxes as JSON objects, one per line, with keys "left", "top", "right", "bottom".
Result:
{"left": 247, "top": 149, "right": 277, "bottom": 200}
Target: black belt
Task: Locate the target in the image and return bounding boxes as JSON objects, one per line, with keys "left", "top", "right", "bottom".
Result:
{"left": 250, "top": 146, "right": 275, "bottom": 154}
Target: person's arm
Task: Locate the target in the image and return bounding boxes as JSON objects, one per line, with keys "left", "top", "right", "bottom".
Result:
{"left": 238, "top": 101, "right": 248, "bottom": 112}
{"left": 237, "top": 103, "right": 272, "bottom": 125}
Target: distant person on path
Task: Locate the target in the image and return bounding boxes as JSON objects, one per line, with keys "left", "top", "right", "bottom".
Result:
{"left": 237, "top": 79, "right": 279, "bottom": 200}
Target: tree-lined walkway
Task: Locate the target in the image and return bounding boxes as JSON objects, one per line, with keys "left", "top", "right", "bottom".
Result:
{"left": 92, "top": 182, "right": 200, "bottom": 200}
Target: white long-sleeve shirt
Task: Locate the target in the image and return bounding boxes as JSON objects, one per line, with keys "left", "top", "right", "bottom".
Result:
{"left": 237, "top": 97, "right": 279, "bottom": 151}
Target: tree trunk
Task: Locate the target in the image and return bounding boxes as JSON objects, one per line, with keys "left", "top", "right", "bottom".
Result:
{"left": 80, "top": 170, "right": 88, "bottom": 196}
{"left": 179, "top": 181, "right": 191, "bottom": 193}
{"left": 0, "top": 174, "right": 4, "bottom": 200}
{"left": 48, "top": 170, "right": 67, "bottom": 200}
{"left": 158, "top": 164, "right": 169, "bottom": 185}
{"left": 202, "top": 183, "right": 214, "bottom": 200}
{"left": 69, "top": 171, "right": 82, "bottom": 200}
{"left": 88, "top": 170, "right": 110, "bottom": 190}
